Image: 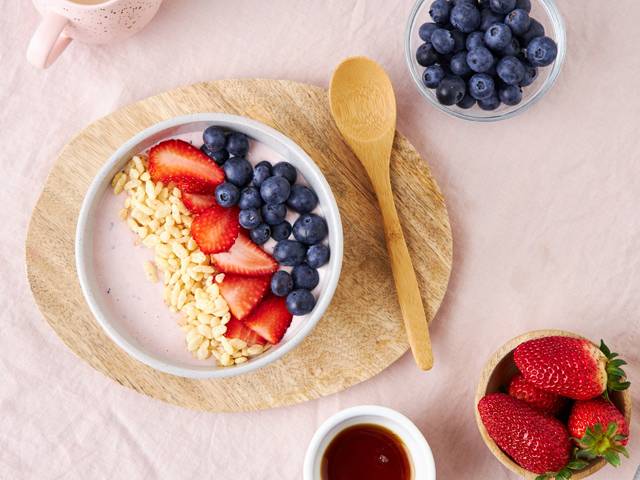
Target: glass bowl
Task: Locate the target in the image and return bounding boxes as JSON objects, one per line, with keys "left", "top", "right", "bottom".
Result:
{"left": 405, "top": 0, "right": 566, "bottom": 122}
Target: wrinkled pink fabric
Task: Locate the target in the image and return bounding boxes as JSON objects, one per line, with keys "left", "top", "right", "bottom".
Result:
{"left": 1, "top": 1, "right": 639, "bottom": 479}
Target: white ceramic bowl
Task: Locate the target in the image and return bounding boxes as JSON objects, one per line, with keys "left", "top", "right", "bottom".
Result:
{"left": 76, "top": 113, "right": 343, "bottom": 379}
{"left": 304, "top": 405, "right": 436, "bottom": 480}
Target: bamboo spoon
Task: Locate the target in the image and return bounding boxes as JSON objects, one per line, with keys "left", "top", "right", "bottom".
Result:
{"left": 329, "top": 56, "right": 433, "bottom": 371}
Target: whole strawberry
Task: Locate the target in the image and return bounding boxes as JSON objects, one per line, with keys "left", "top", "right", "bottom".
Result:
{"left": 478, "top": 393, "right": 574, "bottom": 475}
{"left": 514, "top": 337, "right": 629, "bottom": 400}
{"left": 568, "top": 398, "right": 630, "bottom": 467}
{"left": 508, "top": 373, "right": 566, "bottom": 415}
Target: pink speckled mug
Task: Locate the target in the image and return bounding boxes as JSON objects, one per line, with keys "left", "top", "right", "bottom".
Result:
{"left": 27, "top": 0, "right": 163, "bottom": 69}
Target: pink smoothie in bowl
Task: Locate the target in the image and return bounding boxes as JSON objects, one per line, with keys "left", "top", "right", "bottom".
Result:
{"left": 76, "top": 114, "right": 343, "bottom": 379}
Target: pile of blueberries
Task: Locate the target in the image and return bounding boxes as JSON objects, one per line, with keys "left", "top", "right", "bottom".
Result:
{"left": 201, "top": 126, "right": 331, "bottom": 316}
{"left": 416, "top": 0, "right": 558, "bottom": 110}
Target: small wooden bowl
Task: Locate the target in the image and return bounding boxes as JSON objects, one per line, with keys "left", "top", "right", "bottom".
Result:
{"left": 474, "top": 329, "right": 632, "bottom": 479}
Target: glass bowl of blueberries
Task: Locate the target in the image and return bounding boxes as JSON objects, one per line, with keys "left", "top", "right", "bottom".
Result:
{"left": 405, "top": 0, "right": 566, "bottom": 121}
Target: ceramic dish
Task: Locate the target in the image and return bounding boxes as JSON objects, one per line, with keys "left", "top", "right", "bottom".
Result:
{"left": 405, "top": 0, "right": 566, "bottom": 122}
{"left": 76, "top": 113, "right": 343, "bottom": 379}
{"left": 303, "top": 405, "right": 437, "bottom": 480}
{"left": 475, "top": 329, "right": 632, "bottom": 479}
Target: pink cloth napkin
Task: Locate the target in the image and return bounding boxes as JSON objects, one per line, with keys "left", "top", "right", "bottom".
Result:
{"left": 1, "top": 0, "right": 638, "bottom": 478}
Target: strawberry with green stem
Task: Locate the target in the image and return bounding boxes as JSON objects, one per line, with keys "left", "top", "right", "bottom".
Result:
{"left": 514, "top": 337, "right": 630, "bottom": 400}
{"left": 568, "top": 398, "right": 629, "bottom": 468}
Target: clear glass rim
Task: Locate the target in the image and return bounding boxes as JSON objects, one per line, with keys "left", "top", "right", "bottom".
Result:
{"left": 404, "top": 0, "right": 567, "bottom": 122}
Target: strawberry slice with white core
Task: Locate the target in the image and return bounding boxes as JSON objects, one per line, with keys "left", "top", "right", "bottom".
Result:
{"left": 212, "top": 233, "right": 278, "bottom": 276}
{"left": 225, "top": 318, "right": 267, "bottom": 346}
{"left": 244, "top": 295, "right": 293, "bottom": 345}
{"left": 218, "top": 274, "right": 270, "bottom": 320}
{"left": 148, "top": 139, "right": 224, "bottom": 194}
{"left": 190, "top": 204, "right": 239, "bottom": 254}
{"left": 182, "top": 192, "right": 217, "bottom": 214}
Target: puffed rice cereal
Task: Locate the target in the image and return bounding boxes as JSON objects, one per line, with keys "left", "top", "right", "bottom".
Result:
{"left": 111, "top": 155, "right": 268, "bottom": 366}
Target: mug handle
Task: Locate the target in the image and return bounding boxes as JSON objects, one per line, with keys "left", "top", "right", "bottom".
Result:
{"left": 27, "top": 11, "right": 72, "bottom": 69}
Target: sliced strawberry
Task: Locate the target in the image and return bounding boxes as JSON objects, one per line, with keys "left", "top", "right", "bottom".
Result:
{"left": 182, "top": 192, "right": 217, "bottom": 214}
{"left": 219, "top": 274, "right": 270, "bottom": 320}
{"left": 148, "top": 139, "right": 224, "bottom": 194}
{"left": 244, "top": 295, "right": 293, "bottom": 345}
{"left": 212, "top": 233, "right": 278, "bottom": 276}
{"left": 225, "top": 318, "right": 267, "bottom": 346}
{"left": 190, "top": 204, "right": 239, "bottom": 254}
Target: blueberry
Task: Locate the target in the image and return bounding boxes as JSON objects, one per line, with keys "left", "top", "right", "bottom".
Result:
{"left": 469, "top": 73, "right": 495, "bottom": 100}
{"left": 262, "top": 203, "right": 287, "bottom": 225}
{"left": 271, "top": 221, "right": 292, "bottom": 241}
{"left": 436, "top": 75, "right": 466, "bottom": 106}
{"left": 478, "top": 92, "right": 501, "bottom": 110}
{"left": 466, "top": 31, "right": 485, "bottom": 50}
{"left": 260, "top": 176, "right": 291, "bottom": 205}
{"left": 431, "top": 29, "right": 455, "bottom": 54}
{"left": 203, "top": 126, "right": 226, "bottom": 151}
{"left": 505, "top": 9, "right": 530, "bottom": 35}
{"left": 456, "top": 93, "right": 477, "bottom": 109}
{"left": 271, "top": 271, "right": 293, "bottom": 297}
{"left": 526, "top": 36, "right": 558, "bottom": 66}
{"left": 274, "top": 240, "right": 307, "bottom": 266}
{"left": 293, "top": 214, "right": 328, "bottom": 245}
{"left": 223, "top": 157, "right": 253, "bottom": 187}
{"left": 291, "top": 264, "right": 320, "bottom": 290}
{"left": 467, "top": 46, "right": 495, "bottom": 72}
{"left": 451, "top": 30, "right": 466, "bottom": 52}
{"left": 272, "top": 162, "right": 297, "bottom": 184}
{"left": 515, "top": 0, "right": 531, "bottom": 12}
{"left": 450, "top": 3, "right": 481, "bottom": 33}
{"left": 429, "top": 0, "right": 451, "bottom": 25}
{"left": 422, "top": 64, "right": 446, "bottom": 88}
{"left": 480, "top": 8, "right": 503, "bottom": 31}
{"left": 201, "top": 145, "right": 229, "bottom": 165}
{"left": 489, "top": 0, "right": 516, "bottom": 14}
{"left": 306, "top": 244, "right": 330, "bottom": 268}
{"left": 225, "top": 132, "right": 249, "bottom": 157}
{"left": 215, "top": 182, "right": 240, "bottom": 207}
{"left": 287, "top": 184, "right": 318, "bottom": 213}
{"left": 252, "top": 160, "right": 272, "bottom": 187}
{"left": 520, "top": 18, "right": 545, "bottom": 45}
{"left": 239, "top": 208, "right": 262, "bottom": 229}
{"left": 498, "top": 85, "right": 523, "bottom": 105}
{"left": 419, "top": 22, "right": 438, "bottom": 42}
{"left": 519, "top": 62, "right": 538, "bottom": 86}
{"left": 250, "top": 224, "right": 271, "bottom": 245}
{"left": 501, "top": 37, "right": 521, "bottom": 56}
{"left": 286, "top": 289, "right": 316, "bottom": 316}
{"left": 497, "top": 55, "right": 526, "bottom": 85}
{"left": 485, "top": 23, "right": 512, "bottom": 51}
{"left": 416, "top": 43, "right": 439, "bottom": 67}
{"left": 450, "top": 51, "right": 472, "bottom": 76}
{"left": 239, "top": 186, "right": 262, "bottom": 209}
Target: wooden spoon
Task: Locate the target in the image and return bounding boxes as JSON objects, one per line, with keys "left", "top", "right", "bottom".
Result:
{"left": 329, "top": 56, "right": 434, "bottom": 371}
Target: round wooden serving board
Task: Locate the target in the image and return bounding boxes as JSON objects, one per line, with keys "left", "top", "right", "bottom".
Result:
{"left": 26, "top": 79, "right": 452, "bottom": 412}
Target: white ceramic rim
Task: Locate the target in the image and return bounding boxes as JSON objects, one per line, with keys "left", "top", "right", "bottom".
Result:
{"left": 303, "top": 405, "right": 436, "bottom": 480}
{"left": 404, "top": 0, "right": 567, "bottom": 122}
{"left": 75, "top": 113, "right": 344, "bottom": 379}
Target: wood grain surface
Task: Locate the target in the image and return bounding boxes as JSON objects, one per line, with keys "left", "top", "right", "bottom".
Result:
{"left": 474, "top": 329, "right": 632, "bottom": 480}
{"left": 25, "top": 79, "right": 452, "bottom": 412}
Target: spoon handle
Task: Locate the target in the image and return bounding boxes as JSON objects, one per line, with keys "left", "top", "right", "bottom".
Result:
{"left": 372, "top": 175, "right": 434, "bottom": 371}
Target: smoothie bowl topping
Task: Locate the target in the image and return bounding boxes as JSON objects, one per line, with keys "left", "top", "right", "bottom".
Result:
{"left": 109, "top": 125, "right": 333, "bottom": 367}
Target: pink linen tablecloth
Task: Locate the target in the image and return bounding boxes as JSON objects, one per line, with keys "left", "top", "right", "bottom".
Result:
{"left": 1, "top": 1, "right": 639, "bottom": 478}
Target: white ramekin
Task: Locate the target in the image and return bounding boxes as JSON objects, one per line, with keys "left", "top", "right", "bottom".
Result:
{"left": 75, "top": 113, "right": 343, "bottom": 379}
{"left": 304, "top": 405, "right": 436, "bottom": 480}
